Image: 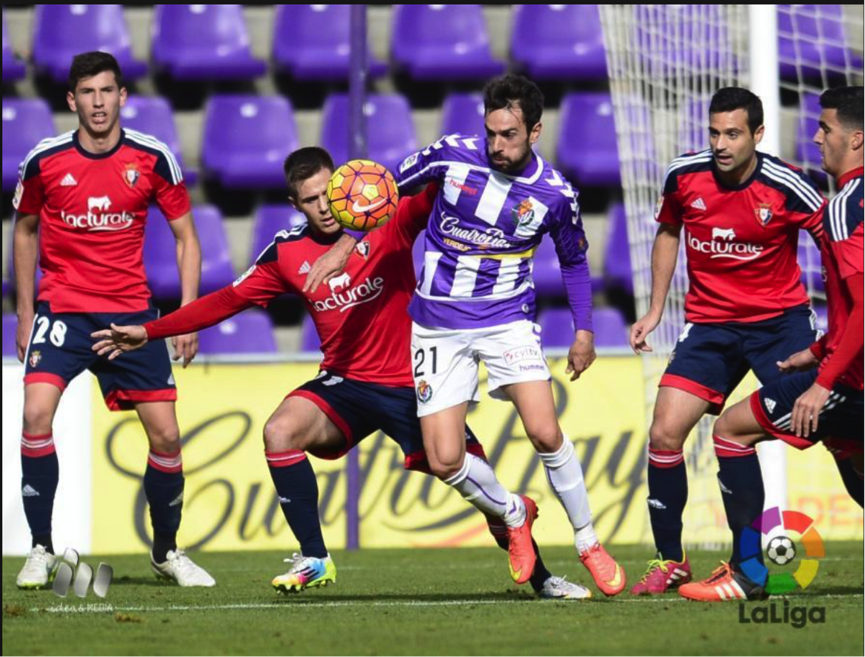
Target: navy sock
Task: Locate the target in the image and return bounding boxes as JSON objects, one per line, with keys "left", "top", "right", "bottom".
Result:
{"left": 835, "top": 456, "right": 864, "bottom": 508}
{"left": 21, "top": 433, "right": 59, "bottom": 553}
{"left": 714, "top": 436, "right": 765, "bottom": 569}
{"left": 144, "top": 451, "right": 184, "bottom": 563}
{"left": 485, "top": 515, "right": 552, "bottom": 592}
{"left": 647, "top": 448, "right": 687, "bottom": 562}
{"left": 266, "top": 450, "right": 327, "bottom": 558}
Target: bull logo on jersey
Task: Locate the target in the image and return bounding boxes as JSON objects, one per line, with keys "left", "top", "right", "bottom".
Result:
{"left": 512, "top": 199, "right": 535, "bottom": 230}
{"left": 29, "top": 350, "right": 42, "bottom": 368}
{"left": 755, "top": 203, "right": 773, "bottom": 226}
{"left": 712, "top": 227, "right": 736, "bottom": 241}
{"left": 328, "top": 273, "right": 352, "bottom": 292}
{"left": 416, "top": 380, "right": 433, "bottom": 403}
{"left": 355, "top": 241, "right": 371, "bottom": 259}
{"left": 124, "top": 164, "right": 140, "bottom": 188}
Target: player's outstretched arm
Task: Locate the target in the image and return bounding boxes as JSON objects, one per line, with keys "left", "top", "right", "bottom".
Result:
{"left": 630, "top": 223, "right": 681, "bottom": 353}
{"left": 92, "top": 324, "right": 149, "bottom": 361}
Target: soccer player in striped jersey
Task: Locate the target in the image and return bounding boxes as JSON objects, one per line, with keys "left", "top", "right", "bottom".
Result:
{"left": 13, "top": 52, "right": 213, "bottom": 589}
{"left": 679, "top": 85, "right": 863, "bottom": 602}
{"left": 304, "top": 74, "right": 626, "bottom": 596}
{"left": 629, "top": 87, "right": 827, "bottom": 595}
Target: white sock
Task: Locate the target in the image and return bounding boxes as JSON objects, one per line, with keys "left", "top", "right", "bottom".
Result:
{"left": 575, "top": 524, "right": 599, "bottom": 554}
{"left": 539, "top": 437, "right": 594, "bottom": 537}
{"left": 444, "top": 453, "right": 526, "bottom": 528}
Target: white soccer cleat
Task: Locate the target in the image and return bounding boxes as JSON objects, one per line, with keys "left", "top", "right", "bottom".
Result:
{"left": 537, "top": 575, "right": 592, "bottom": 600}
{"left": 151, "top": 549, "right": 215, "bottom": 587}
{"left": 16, "top": 544, "right": 58, "bottom": 589}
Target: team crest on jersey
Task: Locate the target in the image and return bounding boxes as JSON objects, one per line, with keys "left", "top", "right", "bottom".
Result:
{"left": 29, "top": 351, "right": 42, "bottom": 368}
{"left": 123, "top": 164, "right": 140, "bottom": 188}
{"left": 512, "top": 199, "right": 535, "bottom": 229}
{"left": 416, "top": 380, "right": 433, "bottom": 403}
{"left": 755, "top": 203, "right": 773, "bottom": 226}
{"left": 355, "top": 240, "right": 371, "bottom": 259}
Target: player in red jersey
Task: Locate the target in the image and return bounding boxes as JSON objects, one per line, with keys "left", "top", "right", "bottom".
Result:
{"left": 680, "top": 86, "right": 863, "bottom": 602}
{"left": 13, "top": 52, "right": 213, "bottom": 589}
{"left": 628, "top": 87, "right": 828, "bottom": 595}
{"left": 92, "top": 147, "right": 591, "bottom": 600}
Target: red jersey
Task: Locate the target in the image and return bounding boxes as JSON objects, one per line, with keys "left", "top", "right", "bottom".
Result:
{"left": 656, "top": 150, "right": 826, "bottom": 323}
{"left": 13, "top": 128, "right": 190, "bottom": 313}
{"left": 812, "top": 167, "right": 864, "bottom": 391}
{"left": 144, "top": 185, "right": 438, "bottom": 387}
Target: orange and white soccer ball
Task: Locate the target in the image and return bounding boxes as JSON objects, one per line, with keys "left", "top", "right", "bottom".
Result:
{"left": 326, "top": 160, "right": 399, "bottom": 231}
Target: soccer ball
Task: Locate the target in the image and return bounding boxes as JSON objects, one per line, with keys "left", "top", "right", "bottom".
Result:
{"left": 326, "top": 160, "right": 399, "bottom": 231}
{"left": 767, "top": 536, "right": 797, "bottom": 566}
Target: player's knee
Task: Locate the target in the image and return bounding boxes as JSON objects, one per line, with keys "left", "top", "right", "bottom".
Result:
{"left": 22, "top": 401, "right": 54, "bottom": 435}
{"left": 525, "top": 426, "right": 563, "bottom": 453}
{"left": 147, "top": 425, "right": 181, "bottom": 454}
{"left": 427, "top": 453, "right": 462, "bottom": 481}
{"left": 649, "top": 421, "right": 686, "bottom": 451}
{"left": 263, "top": 416, "right": 306, "bottom": 453}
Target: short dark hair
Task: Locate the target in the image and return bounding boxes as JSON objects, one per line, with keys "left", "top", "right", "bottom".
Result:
{"left": 709, "top": 87, "right": 764, "bottom": 135}
{"left": 68, "top": 51, "right": 124, "bottom": 92}
{"left": 283, "top": 147, "right": 335, "bottom": 200}
{"left": 483, "top": 74, "right": 545, "bottom": 131}
{"left": 819, "top": 86, "right": 864, "bottom": 131}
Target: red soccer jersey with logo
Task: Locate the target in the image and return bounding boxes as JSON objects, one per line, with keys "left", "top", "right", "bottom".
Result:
{"left": 13, "top": 128, "right": 190, "bottom": 313}
{"left": 656, "top": 150, "right": 826, "bottom": 323}
{"left": 144, "top": 185, "right": 438, "bottom": 387}
{"left": 816, "top": 168, "right": 863, "bottom": 391}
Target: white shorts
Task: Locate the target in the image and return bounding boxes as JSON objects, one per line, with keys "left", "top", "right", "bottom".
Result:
{"left": 410, "top": 320, "right": 552, "bottom": 417}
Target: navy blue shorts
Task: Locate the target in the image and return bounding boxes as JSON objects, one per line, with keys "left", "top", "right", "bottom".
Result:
{"left": 661, "top": 306, "right": 818, "bottom": 414}
{"left": 24, "top": 301, "right": 176, "bottom": 411}
{"left": 751, "top": 369, "right": 863, "bottom": 452}
{"left": 289, "top": 371, "right": 487, "bottom": 471}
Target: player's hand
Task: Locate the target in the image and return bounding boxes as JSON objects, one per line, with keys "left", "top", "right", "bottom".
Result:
{"left": 303, "top": 235, "right": 357, "bottom": 294}
{"left": 16, "top": 311, "right": 34, "bottom": 363}
{"left": 790, "top": 382, "right": 831, "bottom": 438}
{"left": 566, "top": 330, "right": 596, "bottom": 381}
{"left": 777, "top": 348, "right": 819, "bottom": 373}
{"left": 91, "top": 323, "right": 148, "bottom": 360}
{"left": 172, "top": 332, "right": 198, "bottom": 369}
{"left": 630, "top": 311, "right": 661, "bottom": 354}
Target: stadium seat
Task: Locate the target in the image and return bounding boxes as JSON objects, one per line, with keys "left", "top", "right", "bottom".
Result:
{"left": 120, "top": 96, "right": 197, "bottom": 186}
{"left": 201, "top": 95, "right": 298, "bottom": 189}
{"left": 778, "top": 5, "right": 863, "bottom": 81}
{"left": 3, "top": 10, "right": 26, "bottom": 81}
{"left": 799, "top": 237, "right": 824, "bottom": 294}
{"left": 197, "top": 309, "right": 277, "bottom": 355}
{"left": 391, "top": 5, "right": 505, "bottom": 80}
{"left": 510, "top": 5, "right": 607, "bottom": 81}
{"left": 557, "top": 92, "right": 621, "bottom": 187}
{"left": 250, "top": 204, "right": 306, "bottom": 265}
{"left": 151, "top": 5, "right": 266, "bottom": 81}
{"left": 32, "top": 5, "right": 147, "bottom": 83}
{"left": 272, "top": 5, "right": 387, "bottom": 81}
{"left": 795, "top": 92, "right": 823, "bottom": 168}
{"left": 2, "top": 98, "right": 56, "bottom": 192}
{"left": 604, "top": 203, "right": 634, "bottom": 295}
{"left": 300, "top": 313, "right": 321, "bottom": 353}
{"left": 532, "top": 235, "right": 604, "bottom": 299}
{"left": 144, "top": 205, "right": 235, "bottom": 300}
{"left": 2, "top": 312, "right": 18, "bottom": 356}
{"left": 539, "top": 306, "right": 630, "bottom": 349}
{"left": 592, "top": 307, "right": 631, "bottom": 348}
{"left": 321, "top": 93, "right": 417, "bottom": 174}
{"left": 441, "top": 93, "right": 485, "bottom": 138}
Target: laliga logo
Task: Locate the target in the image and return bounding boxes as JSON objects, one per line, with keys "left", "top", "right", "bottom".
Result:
{"left": 313, "top": 273, "right": 385, "bottom": 313}
{"left": 687, "top": 227, "right": 764, "bottom": 261}
{"left": 61, "top": 195, "right": 135, "bottom": 232}
{"left": 739, "top": 506, "right": 825, "bottom": 595}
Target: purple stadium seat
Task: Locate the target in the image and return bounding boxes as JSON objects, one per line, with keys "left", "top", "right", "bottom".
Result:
{"left": 537, "top": 308, "right": 574, "bottom": 348}
{"left": 32, "top": 5, "right": 147, "bottom": 83}
{"left": 3, "top": 10, "right": 26, "bottom": 81}
{"left": 197, "top": 309, "right": 277, "bottom": 355}
{"left": 2, "top": 98, "right": 56, "bottom": 192}
{"left": 2, "top": 312, "right": 18, "bottom": 356}
{"left": 533, "top": 236, "right": 603, "bottom": 299}
{"left": 321, "top": 94, "right": 417, "bottom": 174}
{"left": 441, "top": 93, "right": 485, "bottom": 138}
{"left": 250, "top": 204, "right": 306, "bottom": 265}
{"left": 391, "top": 5, "right": 505, "bottom": 80}
{"left": 511, "top": 5, "right": 607, "bottom": 81}
{"left": 202, "top": 95, "right": 298, "bottom": 189}
{"left": 539, "top": 307, "right": 629, "bottom": 349}
{"left": 799, "top": 237, "right": 824, "bottom": 294}
{"left": 592, "top": 307, "right": 630, "bottom": 348}
{"left": 272, "top": 5, "right": 386, "bottom": 81}
{"left": 144, "top": 205, "right": 235, "bottom": 300}
{"left": 795, "top": 92, "right": 823, "bottom": 168}
{"left": 300, "top": 313, "right": 321, "bottom": 353}
{"left": 152, "top": 5, "right": 266, "bottom": 81}
{"left": 120, "top": 96, "right": 197, "bottom": 186}
{"left": 604, "top": 203, "right": 634, "bottom": 295}
{"left": 779, "top": 5, "right": 863, "bottom": 80}
{"left": 557, "top": 92, "right": 621, "bottom": 187}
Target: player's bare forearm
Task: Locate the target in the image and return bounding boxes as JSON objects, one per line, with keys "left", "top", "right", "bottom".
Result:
{"left": 13, "top": 213, "right": 39, "bottom": 316}
{"left": 171, "top": 213, "right": 202, "bottom": 306}
{"left": 303, "top": 232, "right": 357, "bottom": 293}
{"left": 648, "top": 223, "right": 681, "bottom": 318}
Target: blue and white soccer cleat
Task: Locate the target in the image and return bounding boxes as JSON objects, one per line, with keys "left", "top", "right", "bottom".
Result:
{"left": 272, "top": 553, "right": 337, "bottom": 594}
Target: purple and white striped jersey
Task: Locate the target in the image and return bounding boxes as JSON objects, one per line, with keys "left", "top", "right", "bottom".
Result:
{"left": 394, "top": 134, "right": 593, "bottom": 331}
